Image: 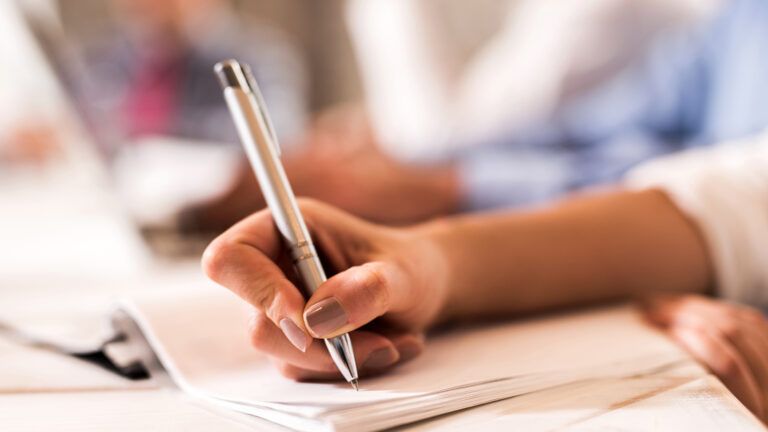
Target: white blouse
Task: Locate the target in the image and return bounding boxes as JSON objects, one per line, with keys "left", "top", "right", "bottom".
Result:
{"left": 626, "top": 132, "right": 768, "bottom": 307}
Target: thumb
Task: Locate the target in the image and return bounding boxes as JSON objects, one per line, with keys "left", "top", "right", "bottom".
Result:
{"left": 637, "top": 295, "right": 684, "bottom": 329}
{"left": 302, "top": 262, "right": 405, "bottom": 338}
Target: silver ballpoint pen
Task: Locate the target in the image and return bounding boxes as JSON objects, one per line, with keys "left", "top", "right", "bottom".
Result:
{"left": 214, "top": 60, "right": 359, "bottom": 390}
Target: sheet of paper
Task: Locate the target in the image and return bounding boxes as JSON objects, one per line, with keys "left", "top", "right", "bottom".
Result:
{"left": 121, "top": 284, "right": 690, "bottom": 431}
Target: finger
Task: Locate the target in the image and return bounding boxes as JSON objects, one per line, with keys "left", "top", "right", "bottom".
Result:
{"left": 732, "top": 305, "right": 768, "bottom": 358}
{"left": 250, "top": 313, "right": 400, "bottom": 375}
{"left": 669, "top": 324, "right": 764, "bottom": 415}
{"left": 640, "top": 295, "right": 736, "bottom": 329}
{"left": 388, "top": 332, "right": 425, "bottom": 363}
{"left": 729, "top": 318, "right": 768, "bottom": 412}
{"left": 644, "top": 295, "right": 768, "bottom": 401}
{"left": 273, "top": 333, "right": 423, "bottom": 382}
{"left": 642, "top": 295, "right": 768, "bottom": 415}
{"left": 275, "top": 360, "right": 397, "bottom": 382}
{"left": 710, "top": 308, "right": 768, "bottom": 402}
{"left": 204, "top": 211, "right": 311, "bottom": 352}
{"left": 273, "top": 361, "right": 343, "bottom": 381}
{"left": 659, "top": 299, "right": 768, "bottom": 395}
{"left": 250, "top": 313, "right": 339, "bottom": 373}
{"left": 726, "top": 306, "right": 768, "bottom": 345}
{"left": 302, "top": 262, "right": 409, "bottom": 338}
{"left": 638, "top": 294, "right": 698, "bottom": 328}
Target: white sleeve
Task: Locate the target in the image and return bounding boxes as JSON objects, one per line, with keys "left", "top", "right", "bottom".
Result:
{"left": 625, "top": 132, "right": 768, "bottom": 307}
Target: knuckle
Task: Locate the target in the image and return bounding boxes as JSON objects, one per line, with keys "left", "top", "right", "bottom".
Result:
{"left": 717, "top": 355, "right": 741, "bottom": 380}
{"left": 719, "top": 319, "right": 742, "bottom": 340}
{"left": 296, "top": 197, "right": 323, "bottom": 213}
{"left": 742, "top": 309, "right": 766, "bottom": 325}
{"left": 251, "top": 280, "right": 281, "bottom": 317}
{"left": 684, "top": 296, "right": 708, "bottom": 307}
{"left": 275, "top": 362, "right": 302, "bottom": 380}
{"left": 201, "top": 239, "right": 231, "bottom": 281}
{"left": 248, "top": 314, "right": 272, "bottom": 351}
{"left": 359, "top": 265, "right": 390, "bottom": 312}
{"left": 318, "top": 354, "right": 339, "bottom": 372}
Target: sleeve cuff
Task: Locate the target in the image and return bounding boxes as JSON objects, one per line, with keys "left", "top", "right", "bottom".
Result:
{"left": 624, "top": 137, "right": 768, "bottom": 306}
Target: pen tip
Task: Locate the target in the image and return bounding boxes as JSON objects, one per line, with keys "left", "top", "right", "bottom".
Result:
{"left": 350, "top": 379, "right": 359, "bottom": 391}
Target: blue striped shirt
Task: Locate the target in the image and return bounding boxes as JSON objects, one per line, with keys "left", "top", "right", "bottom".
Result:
{"left": 459, "top": 0, "right": 768, "bottom": 210}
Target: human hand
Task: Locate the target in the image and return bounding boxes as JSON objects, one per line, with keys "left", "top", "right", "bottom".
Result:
{"left": 182, "top": 106, "right": 459, "bottom": 232}
{"left": 642, "top": 294, "right": 768, "bottom": 421}
{"left": 202, "top": 199, "right": 450, "bottom": 380}
{"left": 2, "top": 123, "right": 61, "bottom": 165}
{"left": 283, "top": 145, "right": 458, "bottom": 226}
{"left": 283, "top": 106, "right": 460, "bottom": 225}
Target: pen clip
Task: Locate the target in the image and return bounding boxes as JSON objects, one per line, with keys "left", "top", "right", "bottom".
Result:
{"left": 243, "top": 65, "right": 281, "bottom": 158}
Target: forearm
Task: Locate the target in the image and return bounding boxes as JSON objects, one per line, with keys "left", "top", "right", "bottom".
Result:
{"left": 420, "top": 188, "right": 714, "bottom": 321}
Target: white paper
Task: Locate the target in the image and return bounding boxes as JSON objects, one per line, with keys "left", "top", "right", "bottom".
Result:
{"left": 118, "top": 285, "right": 689, "bottom": 432}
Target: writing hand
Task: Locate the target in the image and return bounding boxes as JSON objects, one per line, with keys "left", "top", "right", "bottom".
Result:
{"left": 203, "top": 199, "right": 449, "bottom": 380}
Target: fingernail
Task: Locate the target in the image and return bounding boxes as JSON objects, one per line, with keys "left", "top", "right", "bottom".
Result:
{"left": 304, "top": 298, "right": 349, "bottom": 337}
{"left": 279, "top": 318, "right": 309, "bottom": 352}
{"left": 362, "top": 347, "right": 399, "bottom": 370}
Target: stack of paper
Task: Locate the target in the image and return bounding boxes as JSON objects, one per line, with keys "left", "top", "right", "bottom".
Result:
{"left": 114, "top": 285, "right": 689, "bottom": 432}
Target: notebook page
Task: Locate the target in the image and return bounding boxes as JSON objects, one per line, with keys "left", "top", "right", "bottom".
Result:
{"left": 120, "top": 284, "right": 686, "bottom": 408}
{"left": 119, "top": 286, "right": 410, "bottom": 407}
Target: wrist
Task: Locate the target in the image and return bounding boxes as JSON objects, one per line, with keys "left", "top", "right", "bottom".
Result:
{"left": 409, "top": 217, "right": 465, "bottom": 324}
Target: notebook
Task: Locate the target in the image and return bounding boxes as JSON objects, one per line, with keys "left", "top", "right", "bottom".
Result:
{"left": 98, "top": 284, "right": 688, "bottom": 432}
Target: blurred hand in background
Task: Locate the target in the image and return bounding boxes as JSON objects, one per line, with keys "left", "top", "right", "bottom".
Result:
{"left": 1, "top": 123, "right": 61, "bottom": 166}
{"left": 71, "top": 0, "right": 307, "bottom": 148}
{"left": 183, "top": 104, "right": 461, "bottom": 231}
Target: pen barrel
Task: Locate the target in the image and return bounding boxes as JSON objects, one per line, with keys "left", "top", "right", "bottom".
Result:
{"left": 291, "top": 243, "right": 327, "bottom": 295}
{"left": 223, "top": 88, "right": 306, "bottom": 241}
{"left": 218, "top": 60, "right": 358, "bottom": 383}
{"left": 222, "top": 87, "right": 327, "bottom": 295}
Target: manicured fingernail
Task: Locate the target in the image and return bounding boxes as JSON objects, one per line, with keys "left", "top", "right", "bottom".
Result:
{"left": 304, "top": 298, "right": 348, "bottom": 337}
{"left": 362, "top": 347, "right": 399, "bottom": 370}
{"left": 279, "top": 318, "right": 309, "bottom": 352}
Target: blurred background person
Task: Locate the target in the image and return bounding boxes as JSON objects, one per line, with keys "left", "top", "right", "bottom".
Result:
{"left": 0, "top": 0, "right": 153, "bottom": 285}
{"left": 1, "top": 123, "right": 61, "bottom": 166}
{"left": 6, "top": 0, "right": 742, "bottom": 247}
{"left": 65, "top": 0, "right": 307, "bottom": 150}
{"left": 0, "top": 1, "right": 68, "bottom": 170}
{"left": 29, "top": 0, "right": 310, "bottom": 236}
{"left": 189, "top": 0, "right": 725, "bottom": 229}
{"left": 347, "top": 0, "right": 720, "bottom": 159}
{"left": 5, "top": 0, "right": 307, "bottom": 161}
